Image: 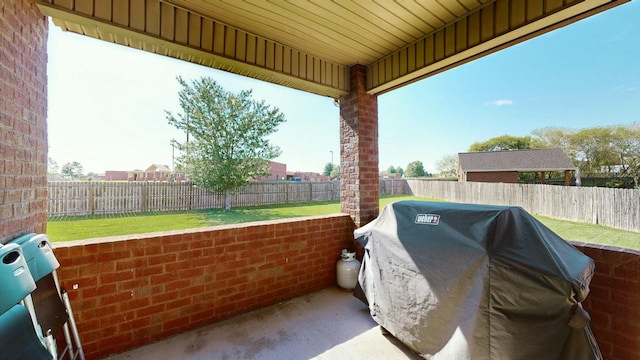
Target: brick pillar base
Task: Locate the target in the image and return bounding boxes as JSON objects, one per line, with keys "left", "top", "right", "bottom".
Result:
{"left": 0, "top": 1, "right": 48, "bottom": 243}
{"left": 339, "top": 64, "right": 379, "bottom": 227}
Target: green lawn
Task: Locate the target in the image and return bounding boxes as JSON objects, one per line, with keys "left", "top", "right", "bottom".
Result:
{"left": 47, "top": 195, "right": 640, "bottom": 250}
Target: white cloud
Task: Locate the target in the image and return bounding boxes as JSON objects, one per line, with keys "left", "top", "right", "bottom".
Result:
{"left": 491, "top": 99, "right": 513, "bottom": 106}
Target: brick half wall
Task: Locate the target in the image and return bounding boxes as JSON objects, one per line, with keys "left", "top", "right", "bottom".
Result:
{"left": 52, "top": 214, "right": 356, "bottom": 359}
{"left": 572, "top": 242, "right": 640, "bottom": 360}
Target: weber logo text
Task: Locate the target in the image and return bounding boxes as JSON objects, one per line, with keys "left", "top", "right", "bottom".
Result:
{"left": 415, "top": 214, "right": 440, "bottom": 225}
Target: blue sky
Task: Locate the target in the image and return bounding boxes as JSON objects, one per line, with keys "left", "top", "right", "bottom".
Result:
{"left": 47, "top": 2, "right": 639, "bottom": 175}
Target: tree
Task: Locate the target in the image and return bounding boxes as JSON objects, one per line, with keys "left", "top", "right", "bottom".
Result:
{"left": 405, "top": 161, "right": 426, "bottom": 177}
{"left": 48, "top": 157, "right": 59, "bottom": 178}
{"left": 436, "top": 154, "right": 458, "bottom": 177}
{"left": 468, "top": 135, "right": 543, "bottom": 152}
{"left": 569, "top": 127, "right": 619, "bottom": 178}
{"left": 330, "top": 164, "right": 340, "bottom": 179}
{"left": 166, "top": 76, "right": 286, "bottom": 210}
{"left": 323, "top": 162, "right": 334, "bottom": 177}
{"left": 61, "top": 161, "right": 83, "bottom": 179}
{"left": 397, "top": 167, "right": 404, "bottom": 176}
{"left": 610, "top": 124, "right": 640, "bottom": 188}
{"left": 386, "top": 165, "right": 397, "bottom": 174}
{"left": 531, "top": 127, "right": 573, "bottom": 153}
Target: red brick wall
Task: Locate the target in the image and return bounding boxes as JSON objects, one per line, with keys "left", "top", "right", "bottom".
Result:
{"left": 0, "top": 0, "right": 48, "bottom": 244}
{"left": 52, "top": 215, "right": 356, "bottom": 359}
{"left": 339, "top": 64, "right": 379, "bottom": 226}
{"left": 465, "top": 171, "right": 519, "bottom": 183}
{"left": 572, "top": 242, "right": 640, "bottom": 360}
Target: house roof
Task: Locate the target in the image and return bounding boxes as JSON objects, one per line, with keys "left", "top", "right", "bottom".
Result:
{"left": 37, "top": 0, "right": 628, "bottom": 98}
{"left": 145, "top": 164, "right": 171, "bottom": 172}
{"left": 459, "top": 148, "right": 576, "bottom": 173}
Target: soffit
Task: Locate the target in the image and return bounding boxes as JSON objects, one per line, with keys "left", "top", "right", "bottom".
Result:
{"left": 37, "top": 0, "right": 628, "bottom": 98}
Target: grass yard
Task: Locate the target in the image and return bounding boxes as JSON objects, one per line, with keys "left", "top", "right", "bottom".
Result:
{"left": 47, "top": 195, "right": 640, "bottom": 250}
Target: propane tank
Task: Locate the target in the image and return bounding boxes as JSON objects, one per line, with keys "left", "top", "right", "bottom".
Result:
{"left": 336, "top": 249, "right": 361, "bottom": 290}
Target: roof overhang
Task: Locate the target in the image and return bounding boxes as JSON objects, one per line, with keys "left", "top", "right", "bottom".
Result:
{"left": 37, "top": 0, "right": 629, "bottom": 98}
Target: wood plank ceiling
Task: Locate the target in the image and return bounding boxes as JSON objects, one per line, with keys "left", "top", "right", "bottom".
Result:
{"left": 37, "top": 0, "right": 628, "bottom": 98}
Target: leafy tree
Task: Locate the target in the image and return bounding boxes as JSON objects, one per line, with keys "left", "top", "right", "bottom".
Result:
{"left": 397, "top": 167, "right": 404, "bottom": 176}
{"left": 61, "top": 161, "right": 83, "bottom": 179}
{"left": 468, "top": 135, "right": 542, "bottom": 152}
{"left": 533, "top": 124, "right": 640, "bottom": 187}
{"left": 610, "top": 124, "right": 640, "bottom": 187}
{"left": 330, "top": 164, "right": 340, "bottom": 179}
{"left": 323, "top": 162, "right": 334, "bottom": 177}
{"left": 436, "top": 154, "right": 459, "bottom": 177}
{"left": 48, "top": 157, "right": 59, "bottom": 177}
{"left": 405, "top": 161, "right": 426, "bottom": 177}
{"left": 386, "top": 165, "right": 397, "bottom": 174}
{"left": 166, "top": 76, "right": 286, "bottom": 210}
{"left": 569, "top": 127, "right": 619, "bottom": 178}
{"left": 531, "top": 127, "right": 573, "bottom": 152}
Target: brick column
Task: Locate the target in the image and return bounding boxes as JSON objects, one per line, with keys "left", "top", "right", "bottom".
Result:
{"left": 0, "top": 1, "right": 48, "bottom": 243}
{"left": 339, "top": 64, "right": 379, "bottom": 227}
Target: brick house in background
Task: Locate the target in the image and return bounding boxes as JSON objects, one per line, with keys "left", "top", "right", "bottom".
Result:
{"left": 105, "top": 164, "right": 187, "bottom": 181}
{"left": 255, "top": 161, "right": 287, "bottom": 181}
{"left": 103, "top": 170, "right": 128, "bottom": 181}
{"left": 287, "top": 171, "right": 330, "bottom": 182}
{"left": 107, "top": 162, "right": 284, "bottom": 182}
{"left": 458, "top": 148, "right": 576, "bottom": 185}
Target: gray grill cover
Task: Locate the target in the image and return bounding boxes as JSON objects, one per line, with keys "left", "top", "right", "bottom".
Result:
{"left": 354, "top": 201, "right": 601, "bottom": 360}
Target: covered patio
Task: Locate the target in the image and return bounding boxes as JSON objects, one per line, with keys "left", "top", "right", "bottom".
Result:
{"left": 2, "top": 0, "right": 639, "bottom": 359}
{"left": 103, "top": 286, "right": 420, "bottom": 360}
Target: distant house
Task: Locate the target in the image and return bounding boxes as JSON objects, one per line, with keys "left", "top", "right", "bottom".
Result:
{"left": 106, "top": 164, "right": 186, "bottom": 181}
{"left": 104, "top": 170, "right": 128, "bottom": 181}
{"left": 255, "top": 161, "right": 287, "bottom": 181}
{"left": 458, "top": 148, "right": 576, "bottom": 185}
{"left": 380, "top": 172, "right": 402, "bottom": 179}
{"left": 286, "top": 171, "right": 330, "bottom": 182}
{"left": 129, "top": 164, "right": 185, "bottom": 181}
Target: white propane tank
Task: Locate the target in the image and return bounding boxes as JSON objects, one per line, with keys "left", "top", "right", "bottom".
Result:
{"left": 336, "top": 249, "right": 361, "bottom": 290}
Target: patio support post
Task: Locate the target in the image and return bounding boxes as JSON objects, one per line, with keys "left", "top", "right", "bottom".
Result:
{"left": 0, "top": 0, "right": 48, "bottom": 243}
{"left": 339, "top": 64, "right": 379, "bottom": 227}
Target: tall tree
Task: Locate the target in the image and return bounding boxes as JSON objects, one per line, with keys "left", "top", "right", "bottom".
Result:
{"left": 611, "top": 124, "right": 640, "bottom": 187}
{"left": 531, "top": 127, "right": 573, "bottom": 153}
{"left": 436, "top": 154, "right": 459, "bottom": 177}
{"left": 330, "top": 164, "right": 341, "bottom": 179}
{"left": 323, "top": 162, "right": 334, "bottom": 177}
{"left": 48, "top": 157, "right": 59, "bottom": 177}
{"left": 469, "top": 135, "right": 542, "bottom": 152}
{"left": 166, "top": 76, "right": 286, "bottom": 210}
{"left": 405, "top": 161, "right": 426, "bottom": 177}
{"left": 61, "top": 161, "right": 83, "bottom": 179}
{"left": 569, "top": 127, "right": 619, "bottom": 178}
{"left": 386, "top": 165, "right": 397, "bottom": 174}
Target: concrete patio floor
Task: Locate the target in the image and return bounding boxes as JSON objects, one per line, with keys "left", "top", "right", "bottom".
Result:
{"left": 104, "top": 287, "right": 421, "bottom": 360}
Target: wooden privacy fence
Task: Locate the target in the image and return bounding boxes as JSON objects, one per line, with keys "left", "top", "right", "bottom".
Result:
{"left": 48, "top": 179, "right": 638, "bottom": 232}
{"left": 47, "top": 179, "right": 407, "bottom": 217}
{"left": 406, "top": 180, "right": 640, "bottom": 233}
{"left": 48, "top": 181, "right": 338, "bottom": 216}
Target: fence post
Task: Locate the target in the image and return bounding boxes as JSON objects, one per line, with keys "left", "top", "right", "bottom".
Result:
{"left": 142, "top": 183, "right": 148, "bottom": 212}
{"left": 89, "top": 182, "right": 95, "bottom": 215}
{"left": 285, "top": 182, "right": 289, "bottom": 203}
